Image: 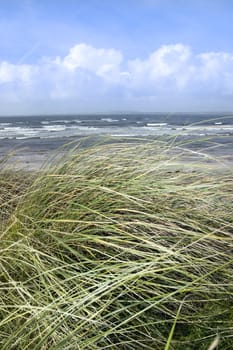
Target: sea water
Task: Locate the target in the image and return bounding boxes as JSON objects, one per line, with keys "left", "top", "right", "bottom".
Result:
{"left": 0, "top": 113, "right": 233, "bottom": 140}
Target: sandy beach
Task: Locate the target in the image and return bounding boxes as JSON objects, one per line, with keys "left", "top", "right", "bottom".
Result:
{"left": 1, "top": 134, "right": 233, "bottom": 171}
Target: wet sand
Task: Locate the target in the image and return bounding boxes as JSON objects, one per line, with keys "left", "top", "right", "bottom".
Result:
{"left": 1, "top": 135, "right": 233, "bottom": 171}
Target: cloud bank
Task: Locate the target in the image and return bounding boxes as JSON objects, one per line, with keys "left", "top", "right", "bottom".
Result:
{"left": 1, "top": 43, "right": 233, "bottom": 113}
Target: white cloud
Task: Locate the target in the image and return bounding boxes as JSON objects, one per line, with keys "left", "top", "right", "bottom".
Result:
{"left": 198, "top": 52, "right": 233, "bottom": 78}
{"left": 127, "top": 44, "right": 193, "bottom": 89}
{"left": 197, "top": 52, "right": 233, "bottom": 95}
{"left": 56, "top": 43, "right": 123, "bottom": 82}
{"left": 129, "top": 44, "right": 191, "bottom": 78}
{"left": 0, "top": 61, "right": 37, "bottom": 84}
{"left": 1, "top": 43, "right": 233, "bottom": 112}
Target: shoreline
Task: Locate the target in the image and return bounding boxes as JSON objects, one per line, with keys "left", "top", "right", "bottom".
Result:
{"left": 1, "top": 134, "right": 233, "bottom": 171}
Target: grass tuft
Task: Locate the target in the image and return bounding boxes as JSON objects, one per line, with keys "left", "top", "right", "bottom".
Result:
{"left": 0, "top": 140, "right": 233, "bottom": 349}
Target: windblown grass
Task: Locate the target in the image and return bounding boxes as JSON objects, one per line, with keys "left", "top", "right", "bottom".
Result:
{"left": 0, "top": 139, "right": 233, "bottom": 349}
{"left": 0, "top": 170, "right": 33, "bottom": 225}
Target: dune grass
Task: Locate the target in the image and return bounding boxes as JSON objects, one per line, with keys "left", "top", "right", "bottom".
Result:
{"left": 0, "top": 139, "right": 233, "bottom": 349}
{"left": 0, "top": 170, "right": 33, "bottom": 226}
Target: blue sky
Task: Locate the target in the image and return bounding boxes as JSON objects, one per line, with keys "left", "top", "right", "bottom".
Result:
{"left": 1, "top": 0, "right": 233, "bottom": 114}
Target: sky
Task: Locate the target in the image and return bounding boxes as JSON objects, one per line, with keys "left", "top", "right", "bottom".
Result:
{"left": 1, "top": 0, "right": 233, "bottom": 115}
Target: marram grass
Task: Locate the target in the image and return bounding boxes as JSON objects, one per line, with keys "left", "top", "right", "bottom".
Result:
{"left": 0, "top": 140, "right": 233, "bottom": 349}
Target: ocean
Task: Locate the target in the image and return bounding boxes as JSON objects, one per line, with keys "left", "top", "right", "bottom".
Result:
{"left": 0, "top": 113, "right": 233, "bottom": 170}
{"left": 0, "top": 113, "right": 233, "bottom": 140}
